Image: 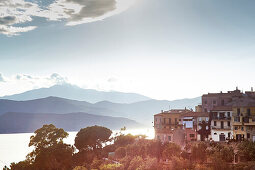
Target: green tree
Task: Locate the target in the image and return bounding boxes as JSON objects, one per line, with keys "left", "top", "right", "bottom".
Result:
{"left": 127, "top": 156, "right": 143, "bottom": 170}
{"left": 74, "top": 126, "right": 112, "bottom": 153}
{"left": 197, "top": 120, "right": 210, "bottom": 141}
{"left": 26, "top": 124, "right": 73, "bottom": 170}
{"left": 162, "top": 143, "right": 181, "bottom": 160}
{"left": 28, "top": 124, "right": 69, "bottom": 161}
{"left": 191, "top": 142, "right": 207, "bottom": 163}
{"left": 238, "top": 141, "right": 255, "bottom": 161}
{"left": 114, "top": 134, "right": 136, "bottom": 148}
{"left": 115, "top": 147, "right": 127, "bottom": 159}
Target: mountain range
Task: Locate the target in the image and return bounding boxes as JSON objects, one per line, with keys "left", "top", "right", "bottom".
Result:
{"left": 0, "top": 84, "right": 201, "bottom": 133}
{"left": 0, "top": 112, "right": 143, "bottom": 133}
{"left": 0, "top": 84, "right": 150, "bottom": 103}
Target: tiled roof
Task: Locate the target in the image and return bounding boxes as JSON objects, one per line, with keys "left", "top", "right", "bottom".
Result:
{"left": 181, "top": 112, "right": 209, "bottom": 117}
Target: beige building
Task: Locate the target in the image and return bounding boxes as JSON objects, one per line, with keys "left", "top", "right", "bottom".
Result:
{"left": 154, "top": 109, "right": 191, "bottom": 145}
{"left": 232, "top": 101, "right": 255, "bottom": 141}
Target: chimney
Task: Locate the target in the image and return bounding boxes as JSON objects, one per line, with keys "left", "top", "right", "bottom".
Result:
{"left": 161, "top": 110, "right": 163, "bottom": 113}
{"left": 252, "top": 87, "right": 254, "bottom": 92}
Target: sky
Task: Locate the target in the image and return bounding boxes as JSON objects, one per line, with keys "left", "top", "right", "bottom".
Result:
{"left": 0, "top": 0, "right": 255, "bottom": 100}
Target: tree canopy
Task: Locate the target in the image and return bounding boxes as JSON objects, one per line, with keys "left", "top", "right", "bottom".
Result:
{"left": 74, "top": 125, "right": 112, "bottom": 151}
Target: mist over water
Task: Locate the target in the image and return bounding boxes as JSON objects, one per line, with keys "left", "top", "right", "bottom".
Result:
{"left": 0, "top": 128, "right": 154, "bottom": 169}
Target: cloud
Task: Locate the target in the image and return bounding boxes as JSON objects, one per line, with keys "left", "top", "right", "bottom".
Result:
{"left": 0, "top": 0, "right": 41, "bottom": 35}
{"left": 0, "top": 0, "right": 135, "bottom": 36}
{"left": 49, "top": 73, "right": 68, "bottom": 84}
{"left": 0, "top": 73, "right": 69, "bottom": 97}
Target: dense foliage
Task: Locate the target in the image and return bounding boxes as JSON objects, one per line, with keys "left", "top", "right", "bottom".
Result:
{"left": 5, "top": 124, "right": 255, "bottom": 170}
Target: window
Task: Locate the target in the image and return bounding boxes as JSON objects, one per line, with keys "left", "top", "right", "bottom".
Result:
{"left": 175, "top": 118, "right": 178, "bottom": 124}
{"left": 234, "top": 127, "right": 238, "bottom": 130}
{"left": 237, "top": 108, "right": 241, "bottom": 116}
{"left": 214, "top": 133, "right": 217, "bottom": 135}
{"left": 234, "top": 117, "right": 240, "bottom": 122}
{"left": 164, "top": 118, "right": 166, "bottom": 124}
{"left": 190, "top": 134, "right": 195, "bottom": 138}
{"left": 247, "top": 108, "right": 251, "bottom": 116}
{"left": 169, "top": 118, "right": 171, "bottom": 124}
{"left": 168, "top": 136, "right": 171, "bottom": 141}
{"left": 204, "top": 100, "right": 207, "bottom": 104}
{"left": 214, "top": 121, "right": 217, "bottom": 126}
{"left": 206, "top": 126, "right": 208, "bottom": 130}
{"left": 204, "top": 108, "right": 208, "bottom": 112}
{"left": 228, "top": 121, "right": 230, "bottom": 127}
{"left": 241, "top": 127, "right": 244, "bottom": 131}
{"left": 247, "top": 133, "right": 250, "bottom": 139}
{"left": 227, "top": 112, "right": 230, "bottom": 117}
{"left": 221, "top": 100, "right": 225, "bottom": 106}
{"left": 213, "top": 100, "right": 216, "bottom": 104}
{"left": 228, "top": 132, "right": 231, "bottom": 138}
{"left": 155, "top": 118, "right": 157, "bottom": 122}
{"left": 206, "top": 117, "right": 209, "bottom": 122}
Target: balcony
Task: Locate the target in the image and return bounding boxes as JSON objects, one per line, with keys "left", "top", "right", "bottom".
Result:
{"left": 211, "top": 126, "right": 231, "bottom": 130}
{"left": 211, "top": 116, "right": 231, "bottom": 120}
{"left": 243, "top": 116, "right": 255, "bottom": 125}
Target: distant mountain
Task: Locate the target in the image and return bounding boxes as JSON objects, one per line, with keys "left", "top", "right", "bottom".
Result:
{"left": 0, "top": 84, "right": 151, "bottom": 103}
{"left": 0, "top": 112, "right": 143, "bottom": 133}
{"left": 0, "top": 96, "right": 201, "bottom": 125}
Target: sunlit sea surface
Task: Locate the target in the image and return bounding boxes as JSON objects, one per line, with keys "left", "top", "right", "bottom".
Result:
{"left": 0, "top": 128, "right": 154, "bottom": 169}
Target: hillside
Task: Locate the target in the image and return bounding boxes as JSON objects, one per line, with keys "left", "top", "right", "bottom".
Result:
{"left": 0, "top": 96, "right": 201, "bottom": 125}
{"left": 0, "top": 112, "right": 143, "bottom": 133}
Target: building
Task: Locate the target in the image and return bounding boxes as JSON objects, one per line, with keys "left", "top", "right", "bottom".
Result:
{"left": 181, "top": 112, "right": 209, "bottom": 142}
{"left": 202, "top": 88, "right": 242, "bottom": 112}
{"left": 154, "top": 109, "right": 209, "bottom": 144}
{"left": 232, "top": 99, "right": 255, "bottom": 141}
{"left": 154, "top": 109, "right": 191, "bottom": 144}
{"left": 210, "top": 106, "right": 233, "bottom": 142}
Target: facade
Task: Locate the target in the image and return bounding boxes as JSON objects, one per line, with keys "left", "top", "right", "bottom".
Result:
{"left": 210, "top": 106, "right": 233, "bottom": 142}
{"left": 154, "top": 110, "right": 209, "bottom": 144}
{"left": 181, "top": 112, "right": 209, "bottom": 142}
{"left": 154, "top": 109, "right": 191, "bottom": 144}
{"left": 202, "top": 88, "right": 242, "bottom": 112}
{"left": 232, "top": 102, "right": 255, "bottom": 141}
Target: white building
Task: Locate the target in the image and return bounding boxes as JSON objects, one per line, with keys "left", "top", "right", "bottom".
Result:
{"left": 210, "top": 106, "right": 233, "bottom": 142}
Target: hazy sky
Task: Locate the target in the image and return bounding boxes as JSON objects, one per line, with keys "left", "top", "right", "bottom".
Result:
{"left": 1, "top": 0, "right": 255, "bottom": 100}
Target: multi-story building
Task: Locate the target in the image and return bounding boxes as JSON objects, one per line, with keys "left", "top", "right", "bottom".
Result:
{"left": 154, "top": 109, "right": 191, "bottom": 145}
{"left": 232, "top": 100, "right": 255, "bottom": 141}
{"left": 210, "top": 106, "right": 233, "bottom": 142}
{"left": 154, "top": 109, "right": 209, "bottom": 144}
{"left": 202, "top": 88, "right": 242, "bottom": 112}
{"left": 181, "top": 112, "right": 209, "bottom": 142}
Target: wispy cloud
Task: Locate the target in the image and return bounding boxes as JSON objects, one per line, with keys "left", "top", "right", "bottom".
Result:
{"left": 0, "top": 0, "right": 135, "bottom": 36}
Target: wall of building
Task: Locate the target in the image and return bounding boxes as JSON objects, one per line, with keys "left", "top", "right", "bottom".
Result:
{"left": 211, "top": 129, "right": 232, "bottom": 141}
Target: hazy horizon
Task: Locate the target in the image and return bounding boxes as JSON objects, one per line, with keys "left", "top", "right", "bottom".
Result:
{"left": 1, "top": 0, "right": 255, "bottom": 100}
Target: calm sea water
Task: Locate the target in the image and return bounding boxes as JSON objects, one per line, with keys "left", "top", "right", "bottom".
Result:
{"left": 0, "top": 128, "right": 154, "bottom": 169}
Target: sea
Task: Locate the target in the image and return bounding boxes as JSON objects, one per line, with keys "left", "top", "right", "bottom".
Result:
{"left": 0, "top": 128, "right": 154, "bottom": 169}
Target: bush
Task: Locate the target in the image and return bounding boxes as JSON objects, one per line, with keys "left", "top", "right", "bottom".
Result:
{"left": 127, "top": 156, "right": 143, "bottom": 170}
{"left": 162, "top": 143, "right": 181, "bottom": 160}
{"left": 100, "top": 163, "right": 124, "bottom": 170}
{"left": 115, "top": 147, "right": 126, "bottom": 159}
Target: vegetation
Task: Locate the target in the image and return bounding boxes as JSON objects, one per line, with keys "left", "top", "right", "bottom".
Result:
{"left": 5, "top": 124, "right": 255, "bottom": 170}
